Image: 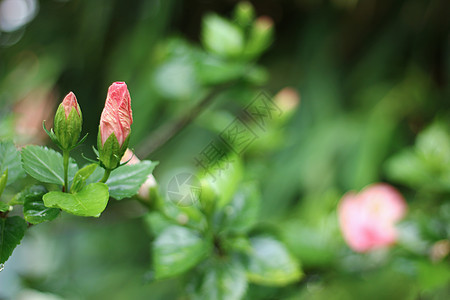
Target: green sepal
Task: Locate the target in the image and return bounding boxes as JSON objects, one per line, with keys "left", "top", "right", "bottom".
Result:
{"left": 53, "top": 104, "right": 82, "bottom": 150}
{"left": 70, "top": 163, "right": 98, "bottom": 193}
{"left": 42, "top": 120, "right": 62, "bottom": 148}
{"left": 97, "top": 127, "right": 129, "bottom": 170}
{"left": 0, "top": 169, "right": 8, "bottom": 198}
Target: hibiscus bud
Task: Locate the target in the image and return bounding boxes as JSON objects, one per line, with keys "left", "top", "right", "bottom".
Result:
{"left": 98, "top": 82, "right": 133, "bottom": 170}
{"left": 244, "top": 16, "right": 274, "bottom": 59}
{"left": 338, "top": 183, "right": 407, "bottom": 253}
{"left": 234, "top": 1, "right": 255, "bottom": 27}
{"left": 54, "top": 92, "right": 82, "bottom": 150}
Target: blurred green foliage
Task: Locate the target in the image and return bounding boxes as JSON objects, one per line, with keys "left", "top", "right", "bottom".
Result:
{"left": 0, "top": 0, "right": 449, "bottom": 299}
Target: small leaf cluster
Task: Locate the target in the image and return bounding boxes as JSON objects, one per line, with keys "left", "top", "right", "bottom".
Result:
{"left": 146, "top": 158, "right": 302, "bottom": 299}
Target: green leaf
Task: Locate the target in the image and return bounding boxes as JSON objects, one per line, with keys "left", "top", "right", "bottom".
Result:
{"left": 202, "top": 14, "right": 244, "bottom": 57}
{"left": 153, "top": 225, "right": 209, "bottom": 279}
{"left": 219, "top": 183, "right": 259, "bottom": 234}
{"left": 0, "top": 216, "right": 27, "bottom": 264}
{"left": 21, "top": 145, "right": 78, "bottom": 186}
{"left": 203, "top": 155, "right": 243, "bottom": 209}
{"left": 245, "top": 236, "right": 302, "bottom": 286}
{"left": 0, "top": 201, "right": 10, "bottom": 212}
{"left": 70, "top": 164, "right": 98, "bottom": 193}
{"left": 10, "top": 185, "right": 47, "bottom": 206}
{"left": 197, "top": 56, "right": 245, "bottom": 85}
{"left": 190, "top": 259, "right": 247, "bottom": 300}
{"left": 144, "top": 212, "right": 175, "bottom": 236}
{"left": 22, "top": 186, "right": 59, "bottom": 224}
{"left": 159, "top": 198, "right": 207, "bottom": 232}
{"left": 43, "top": 182, "right": 109, "bottom": 217}
{"left": 88, "top": 160, "right": 158, "bottom": 200}
{"left": 0, "top": 140, "right": 25, "bottom": 185}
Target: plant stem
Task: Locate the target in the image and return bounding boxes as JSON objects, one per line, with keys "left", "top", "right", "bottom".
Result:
{"left": 63, "top": 150, "right": 70, "bottom": 192}
{"left": 100, "top": 169, "right": 112, "bottom": 183}
{"left": 136, "top": 82, "right": 235, "bottom": 158}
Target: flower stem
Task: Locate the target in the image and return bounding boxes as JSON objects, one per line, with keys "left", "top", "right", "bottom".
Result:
{"left": 100, "top": 169, "right": 112, "bottom": 183}
{"left": 63, "top": 150, "right": 69, "bottom": 192}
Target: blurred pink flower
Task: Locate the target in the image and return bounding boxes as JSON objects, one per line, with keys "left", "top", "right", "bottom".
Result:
{"left": 99, "top": 82, "right": 133, "bottom": 147}
{"left": 121, "top": 149, "right": 156, "bottom": 201}
{"left": 61, "top": 92, "right": 80, "bottom": 118}
{"left": 14, "top": 88, "right": 57, "bottom": 146}
{"left": 338, "top": 183, "right": 407, "bottom": 253}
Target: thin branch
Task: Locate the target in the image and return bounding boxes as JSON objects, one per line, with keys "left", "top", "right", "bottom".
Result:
{"left": 137, "top": 82, "right": 235, "bottom": 158}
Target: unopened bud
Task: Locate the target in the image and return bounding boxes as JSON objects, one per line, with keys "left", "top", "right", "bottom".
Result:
{"left": 234, "top": 1, "right": 255, "bottom": 27}
{"left": 98, "top": 82, "right": 133, "bottom": 170}
{"left": 274, "top": 87, "right": 300, "bottom": 113}
{"left": 54, "top": 92, "right": 82, "bottom": 150}
{"left": 244, "top": 16, "right": 274, "bottom": 59}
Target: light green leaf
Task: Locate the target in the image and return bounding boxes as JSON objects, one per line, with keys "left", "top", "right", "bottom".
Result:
{"left": 220, "top": 183, "right": 259, "bottom": 234}
{"left": 153, "top": 225, "right": 209, "bottom": 279}
{"left": 88, "top": 161, "right": 158, "bottom": 200}
{"left": 21, "top": 145, "right": 78, "bottom": 186}
{"left": 22, "top": 186, "right": 59, "bottom": 224}
{"left": 197, "top": 56, "right": 245, "bottom": 85}
{"left": 190, "top": 259, "right": 247, "bottom": 300}
{"left": 70, "top": 164, "right": 98, "bottom": 193}
{"left": 245, "top": 236, "right": 302, "bottom": 286}
{"left": 154, "top": 58, "right": 199, "bottom": 101}
{"left": 144, "top": 212, "right": 174, "bottom": 236}
{"left": 202, "top": 14, "right": 244, "bottom": 57}
{"left": 43, "top": 182, "right": 109, "bottom": 217}
{"left": 0, "top": 140, "right": 25, "bottom": 185}
{"left": 0, "top": 216, "right": 27, "bottom": 264}
{"left": 203, "top": 155, "right": 243, "bottom": 209}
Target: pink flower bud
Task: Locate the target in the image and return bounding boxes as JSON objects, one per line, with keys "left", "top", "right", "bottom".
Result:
{"left": 338, "top": 183, "right": 407, "bottom": 253}
{"left": 62, "top": 92, "right": 80, "bottom": 118}
{"left": 99, "top": 82, "right": 133, "bottom": 147}
{"left": 53, "top": 91, "right": 82, "bottom": 150}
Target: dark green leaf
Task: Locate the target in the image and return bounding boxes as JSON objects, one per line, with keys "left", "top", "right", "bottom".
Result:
{"left": 88, "top": 160, "right": 158, "bottom": 200}
{"left": 22, "top": 186, "right": 59, "bottom": 224}
{"left": 0, "top": 140, "right": 25, "bottom": 185}
{"left": 70, "top": 163, "right": 98, "bottom": 193}
{"left": 10, "top": 185, "right": 47, "bottom": 206}
{"left": 43, "top": 182, "right": 109, "bottom": 217}
{"left": 21, "top": 145, "right": 78, "bottom": 186}
{"left": 245, "top": 236, "right": 302, "bottom": 286}
{"left": 153, "top": 225, "right": 209, "bottom": 279}
{"left": 0, "top": 216, "right": 27, "bottom": 264}
{"left": 190, "top": 259, "right": 247, "bottom": 300}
